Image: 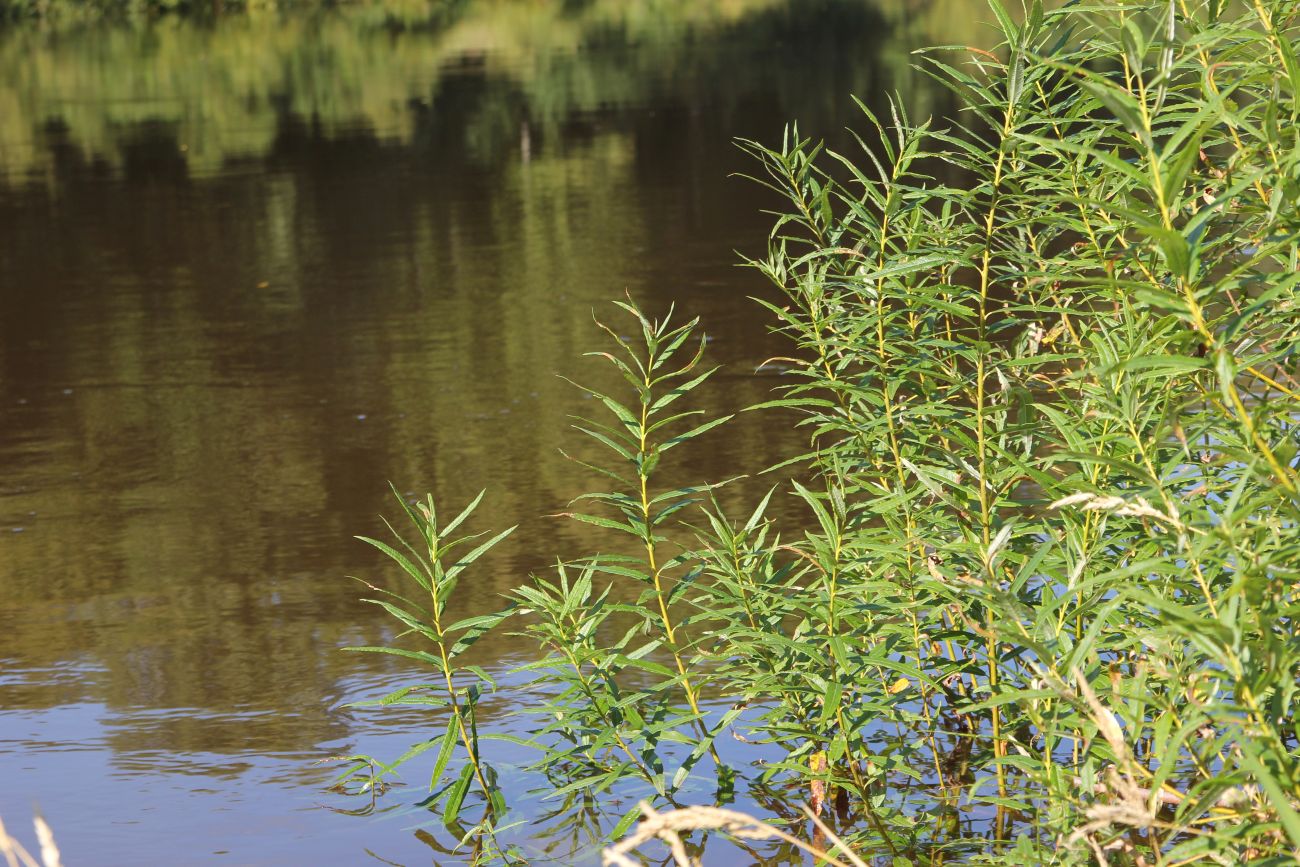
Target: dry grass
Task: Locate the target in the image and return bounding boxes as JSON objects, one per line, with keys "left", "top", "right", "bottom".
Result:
{"left": 0, "top": 813, "right": 62, "bottom": 867}
{"left": 602, "top": 800, "right": 868, "bottom": 867}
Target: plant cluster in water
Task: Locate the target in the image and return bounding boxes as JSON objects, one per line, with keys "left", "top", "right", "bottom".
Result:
{"left": 340, "top": 0, "right": 1300, "bottom": 862}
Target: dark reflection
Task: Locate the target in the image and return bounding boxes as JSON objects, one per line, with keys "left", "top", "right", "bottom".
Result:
{"left": 0, "top": 1, "right": 980, "bottom": 863}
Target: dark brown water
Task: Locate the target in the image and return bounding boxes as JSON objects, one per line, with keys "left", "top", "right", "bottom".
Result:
{"left": 0, "top": 3, "right": 978, "bottom": 863}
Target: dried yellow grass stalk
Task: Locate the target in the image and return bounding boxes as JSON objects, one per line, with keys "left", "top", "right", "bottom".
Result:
{"left": 602, "top": 800, "right": 866, "bottom": 867}
{"left": 0, "top": 813, "right": 61, "bottom": 867}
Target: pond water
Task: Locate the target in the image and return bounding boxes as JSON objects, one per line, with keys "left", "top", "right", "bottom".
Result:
{"left": 0, "top": 2, "right": 981, "bottom": 863}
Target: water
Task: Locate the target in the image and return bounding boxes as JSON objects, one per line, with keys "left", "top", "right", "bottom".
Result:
{"left": 0, "top": 3, "right": 980, "bottom": 863}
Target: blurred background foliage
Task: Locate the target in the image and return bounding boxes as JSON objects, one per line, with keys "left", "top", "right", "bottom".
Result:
{"left": 0, "top": 0, "right": 987, "bottom": 180}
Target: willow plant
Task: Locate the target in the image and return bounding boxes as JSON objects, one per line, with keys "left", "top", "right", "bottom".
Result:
{"left": 348, "top": 1, "right": 1300, "bottom": 863}
{"left": 341, "top": 490, "right": 515, "bottom": 830}
{"left": 517, "top": 300, "right": 741, "bottom": 801}
{"left": 727, "top": 0, "right": 1300, "bottom": 860}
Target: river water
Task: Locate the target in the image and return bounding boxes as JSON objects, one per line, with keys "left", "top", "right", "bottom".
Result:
{"left": 0, "top": 2, "right": 978, "bottom": 863}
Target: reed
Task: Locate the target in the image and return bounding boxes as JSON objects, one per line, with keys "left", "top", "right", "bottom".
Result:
{"left": 351, "top": 0, "right": 1300, "bottom": 861}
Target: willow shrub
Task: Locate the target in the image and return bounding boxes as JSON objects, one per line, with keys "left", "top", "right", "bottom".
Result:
{"left": 348, "top": 0, "right": 1300, "bottom": 862}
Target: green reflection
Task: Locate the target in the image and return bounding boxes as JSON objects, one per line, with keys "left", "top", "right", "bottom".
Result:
{"left": 0, "top": 0, "right": 988, "bottom": 180}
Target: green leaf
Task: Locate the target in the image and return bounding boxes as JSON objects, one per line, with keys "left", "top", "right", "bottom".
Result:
{"left": 650, "top": 366, "right": 718, "bottom": 412}
{"left": 355, "top": 536, "right": 430, "bottom": 592}
{"left": 1077, "top": 78, "right": 1150, "bottom": 147}
{"left": 445, "top": 525, "right": 517, "bottom": 583}
{"left": 442, "top": 762, "right": 475, "bottom": 828}
{"left": 341, "top": 645, "right": 445, "bottom": 673}
{"left": 1213, "top": 349, "right": 1237, "bottom": 408}
{"left": 563, "top": 512, "right": 641, "bottom": 536}
{"left": 985, "top": 0, "right": 1019, "bottom": 42}
{"left": 609, "top": 805, "right": 643, "bottom": 842}
{"left": 447, "top": 608, "right": 514, "bottom": 658}
{"left": 442, "top": 489, "right": 487, "bottom": 537}
{"left": 429, "top": 715, "right": 460, "bottom": 791}
{"left": 1144, "top": 226, "right": 1192, "bottom": 282}
{"left": 1272, "top": 23, "right": 1300, "bottom": 100}
{"left": 658, "top": 414, "right": 733, "bottom": 452}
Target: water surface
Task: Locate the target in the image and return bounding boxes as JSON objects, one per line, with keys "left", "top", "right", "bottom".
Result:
{"left": 0, "top": 2, "right": 980, "bottom": 862}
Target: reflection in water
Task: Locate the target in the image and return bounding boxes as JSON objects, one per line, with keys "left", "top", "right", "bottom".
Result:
{"left": 0, "top": 1, "right": 979, "bottom": 862}
{"left": 0, "top": 0, "right": 974, "bottom": 180}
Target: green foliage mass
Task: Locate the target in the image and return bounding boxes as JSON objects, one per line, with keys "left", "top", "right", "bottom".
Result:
{"left": 349, "top": 0, "right": 1300, "bottom": 862}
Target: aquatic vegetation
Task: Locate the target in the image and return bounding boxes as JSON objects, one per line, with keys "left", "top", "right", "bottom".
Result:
{"left": 343, "top": 490, "right": 516, "bottom": 827}
{"left": 351, "top": 0, "right": 1300, "bottom": 861}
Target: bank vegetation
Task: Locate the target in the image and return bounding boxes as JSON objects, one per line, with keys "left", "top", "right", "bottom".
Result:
{"left": 349, "top": 0, "right": 1300, "bottom": 862}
